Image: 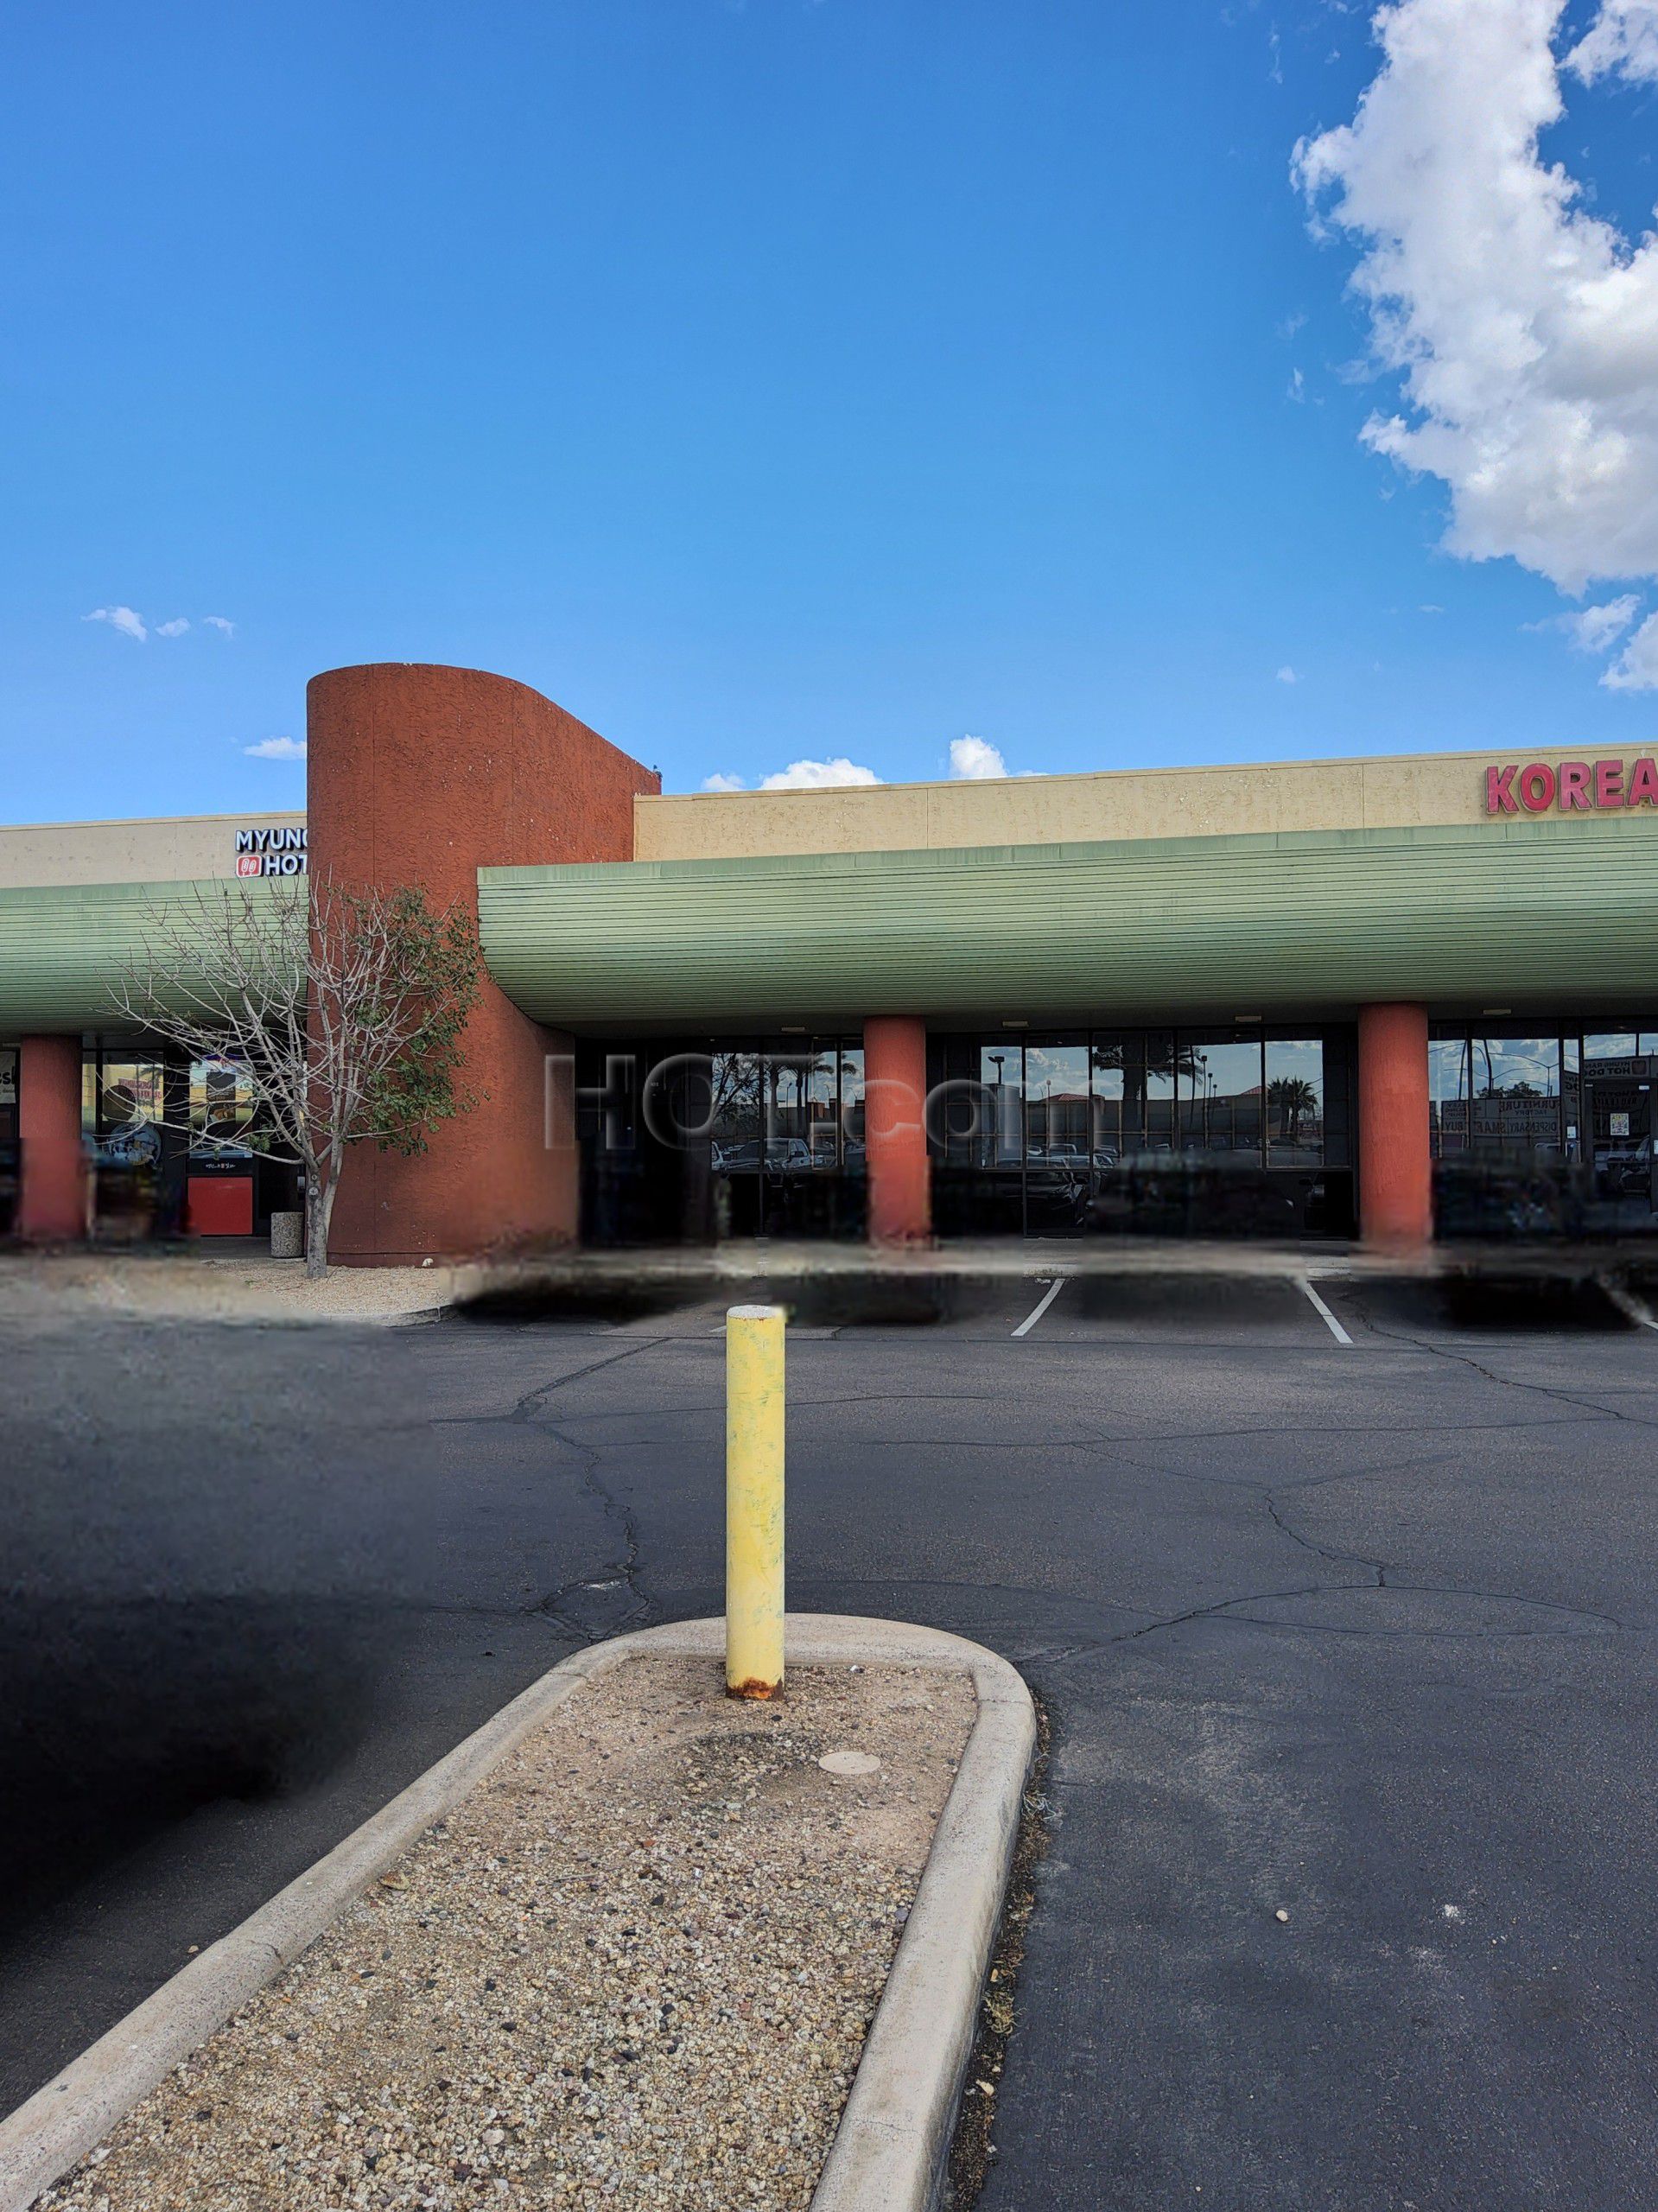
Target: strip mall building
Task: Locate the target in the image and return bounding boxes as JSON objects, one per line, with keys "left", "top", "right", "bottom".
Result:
{"left": 2, "top": 663, "right": 1655, "bottom": 1261}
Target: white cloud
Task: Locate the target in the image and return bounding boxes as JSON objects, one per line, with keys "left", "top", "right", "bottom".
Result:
{"left": 1604, "top": 608, "right": 1658, "bottom": 689}
{"left": 758, "top": 756, "right": 881, "bottom": 791}
{"left": 949, "top": 735, "right": 1007, "bottom": 780}
{"left": 701, "top": 771, "right": 746, "bottom": 792}
{"left": 155, "top": 617, "right": 190, "bottom": 639}
{"left": 245, "top": 735, "right": 306, "bottom": 760}
{"left": 1569, "top": 0, "right": 1658, "bottom": 83}
{"left": 1276, "top": 664, "right": 1299, "bottom": 683}
{"left": 203, "top": 614, "right": 236, "bottom": 636}
{"left": 1287, "top": 366, "right": 1307, "bottom": 404}
{"left": 83, "top": 605, "right": 147, "bottom": 642}
{"left": 1525, "top": 593, "right": 1642, "bottom": 649}
{"left": 1294, "top": 0, "right": 1658, "bottom": 683}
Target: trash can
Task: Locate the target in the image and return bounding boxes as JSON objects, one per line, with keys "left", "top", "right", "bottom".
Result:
{"left": 270, "top": 1210, "right": 303, "bottom": 1260}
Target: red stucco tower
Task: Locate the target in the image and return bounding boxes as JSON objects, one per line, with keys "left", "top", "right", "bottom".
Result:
{"left": 306, "top": 664, "right": 657, "bottom": 1264}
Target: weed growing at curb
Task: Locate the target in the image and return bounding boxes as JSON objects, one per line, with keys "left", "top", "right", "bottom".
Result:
{"left": 943, "top": 1689, "right": 1051, "bottom": 2207}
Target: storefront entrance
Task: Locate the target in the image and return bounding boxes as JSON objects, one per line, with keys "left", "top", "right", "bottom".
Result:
{"left": 575, "top": 1027, "right": 1359, "bottom": 1244}
{"left": 1429, "top": 1023, "right": 1658, "bottom": 1237}
{"left": 929, "top": 1027, "right": 1357, "bottom": 1239}
{"left": 1581, "top": 1039, "right": 1656, "bottom": 1229}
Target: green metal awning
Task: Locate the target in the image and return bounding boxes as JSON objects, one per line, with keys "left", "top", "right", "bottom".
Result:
{"left": 477, "top": 817, "right": 1658, "bottom": 1031}
{"left": 0, "top": 877, "right": 289, "bottom": 1034}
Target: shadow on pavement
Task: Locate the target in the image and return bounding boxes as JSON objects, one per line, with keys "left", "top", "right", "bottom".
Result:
{"left": 0, "top": 1595, "right": 382, "bottom": 1955}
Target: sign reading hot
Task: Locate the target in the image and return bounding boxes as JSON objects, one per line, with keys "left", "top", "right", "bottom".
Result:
{"left": 1486, "top": 759, "right": 1658, "bottom": 814}
{"left": 235, "top": 826, "right": 308, "bottom": 875}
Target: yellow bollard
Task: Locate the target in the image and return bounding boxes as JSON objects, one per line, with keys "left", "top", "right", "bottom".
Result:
{"left": 726, "top": 1302, "right": 785, "bottom": 1698}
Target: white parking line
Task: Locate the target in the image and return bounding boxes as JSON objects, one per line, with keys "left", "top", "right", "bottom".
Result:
{"left": 1295, "top": 1274, "right": 1353, "bottom": 1345}
{"left": 1602, "top": 1280, "right": 1658, "bottom": 1333}
{"left": 1012, "top": 1278, "right": 1067, "bottom": 1338}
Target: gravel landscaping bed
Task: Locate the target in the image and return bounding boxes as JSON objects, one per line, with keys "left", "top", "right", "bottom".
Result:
{"left": 0, "top": 1253, "right": 475, "bottom": 1325}
{"left": 37, "top": 1655, "right": 975, "bottom": 2212}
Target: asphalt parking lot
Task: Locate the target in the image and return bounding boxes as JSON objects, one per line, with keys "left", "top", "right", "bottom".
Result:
{"left": 4, "top": 1268, "right": 1657, "bottom": 2209}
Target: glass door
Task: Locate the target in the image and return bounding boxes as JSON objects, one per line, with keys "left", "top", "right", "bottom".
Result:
{"left": 1581, "top": 1033, "right": 1657, "bottom": 1225}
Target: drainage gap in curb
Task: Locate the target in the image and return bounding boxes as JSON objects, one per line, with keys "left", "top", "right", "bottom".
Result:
{"left": 943, "top": 1690, "right": 1051, "bottom": 2208}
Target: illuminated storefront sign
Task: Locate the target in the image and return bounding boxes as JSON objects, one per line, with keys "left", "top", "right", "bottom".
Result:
{"left": 234, "top": 825, "right": 308, "bottom": 876}
{"left": 1485, "top": 758, "right": 1658, "bottom": 815}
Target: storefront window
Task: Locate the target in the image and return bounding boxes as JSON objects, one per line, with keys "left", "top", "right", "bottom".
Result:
{"left": 1023, "top": 1039, "right": 1089, "bottom": 1166}
{"left": 705, "top": 1040, "right": 864, "bottom": 1177}
{"left": 763, "top": 1048, "right": 842, "bottom": 1173}
{"left": 190, "top": 1056, "right": 257, "bottom": 1160}
{"left": 1265, "top": 1039, "right": 1324, "bottom": 1165}
{"left": 1429, "top": 1034, "right": 1472, "bottom": 1158}
{"left": 978, "top": 1046, "right": 1024, "bottom": 1167}
{"left": 1092, "top": 1033, "right": 1175, "bottom": 1157}
{"left": 1470, "top": 1037, "right": 1561, "bottom": 1152}
{"left": 1089, "top": 1058, "right": 1126, "bottom": 1162}
{"left": 1178, "top": 1036, "right": 1263, "bottom": 1156}
{"left": 710, "top": 1052, "right": 763, "bottom": 1173}
{"left": 86, "top": 1055, "right": 165, "bottom": 1168}
{"left": 838, "top": 1046, "right": 866, "bottom": 1173}
{"left": 1579, "top": 1030, "right": 1656, "bottom": 1217}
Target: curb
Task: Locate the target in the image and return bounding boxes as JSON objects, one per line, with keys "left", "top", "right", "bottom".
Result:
{"left": 0, "top": 1613, "right": 1035, "bottom": 2212}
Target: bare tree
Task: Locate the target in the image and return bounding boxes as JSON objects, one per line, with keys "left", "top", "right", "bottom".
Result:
{"left": 112, "top": 874, "right": 482, "bottom": 1277}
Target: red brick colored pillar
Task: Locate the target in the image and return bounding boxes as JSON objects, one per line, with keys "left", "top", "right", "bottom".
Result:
{"left": 307, "top": 664, "right": 658, "bottom": 1264}
{"left": 17, "top": 1035, "right": 86, "bottom": 1243}
{"left": 864, "top": 1016, "right": 931, "bottom": 1245}
{"left": 1357, "top": 1002, "right": 1432, "bottom": 1250}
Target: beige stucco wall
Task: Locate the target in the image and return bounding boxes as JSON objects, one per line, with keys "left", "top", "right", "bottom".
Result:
{"left": 635, "top": 747, "right": 1657, "bottom": 861}
{"left": 0, "top": 811, "right": 307, "bottom": 889}
{"left": 6, "top": 744, "right": 1653, "bottom": 887}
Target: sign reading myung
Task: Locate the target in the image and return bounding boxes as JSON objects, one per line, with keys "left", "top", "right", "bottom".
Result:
{"left": 235, "top": 826, "right": 308, "bottom": 876}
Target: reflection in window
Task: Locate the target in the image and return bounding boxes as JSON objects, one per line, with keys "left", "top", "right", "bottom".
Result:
{"left": 1583, "top": 1033, "right": 1658, "bottom": 1071}
{"left": 838, "top": 1046, "right": 866, "bottom": 1173}
{"left": 1579, "top": 1032, "right": 1656, "bottom": 1208}
{"left": 190, "top": 1057, "right": 258, "bottom": 1162}
{"left": 708, "top": 1041, "right": 865, "bottom": 1174}
{"left": 85, "top": 1053, "right": 166, "bottom": 1169}
{"left": 1429, "top": 1036, "right": 1472, "bottom": 1159}
{"left": 978, "top": 1046, "right": 1024, "bottom": 1167}
{"left": 1091, "top": 1033, "right": 1175, "bottom": 1158}
{"left": 1431, "top": 1032, "right": 1566, "bottom": 1160}
{"left": 1266, "top": 1039, "right": 1324, "bottom": 1165}
{"left": 762, "top": 1048, "right": 848, "bottom": 1173}
{"left": 1471, "top": 1037, "right": 1561, "bottom": 1152}
{"left": 710, "top": 1052, "right": 762, "bottom": 1173}
{"left": 1023, "top": 1040, "right": 1089, "bottom": 1166}
{"left": 1178, "top": 1037, "right": 1263, "bottom": 1156}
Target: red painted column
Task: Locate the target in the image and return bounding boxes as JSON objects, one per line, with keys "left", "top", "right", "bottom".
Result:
{"left": 1357, "top": 1002, "right": 1432, "bottom": 1249}
{"left": 863, "top": 1016, "right": 931, "bottom": 1245}
{"left": 17, "top": 1035, "right": 86, "bottom": 1243}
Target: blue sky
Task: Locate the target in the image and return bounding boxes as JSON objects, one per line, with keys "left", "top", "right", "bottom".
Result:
{"left": 3, "top": 0, "right": 1656, "bottom": 819}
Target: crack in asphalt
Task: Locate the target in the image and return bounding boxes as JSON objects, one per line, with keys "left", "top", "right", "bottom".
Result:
{"left": 1356, "top": 1313, "right": 1658, "bottom": 1429}
{"left": 443, "top": 1313, "right": 1649, "bottom": 1668}
{"left": 1265, "top": 1488, "right": 1391, "bottom": 1583}
{"left": 427, "top": 1342, "right": 665, "bottom": 1641}
{"left": 529, "top": 1414, "right": 657, "bottom": 1645}
{"left": 492, "top": 1386, "right": 1604, "bottom": 1446}
{"left": 502, "top": 1339, "right": 660, "bottom": 1425}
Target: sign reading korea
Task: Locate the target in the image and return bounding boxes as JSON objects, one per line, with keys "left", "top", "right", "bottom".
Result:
{"left": 1486, "top": 758, "right": 1658, "bottom": 814}
{"left": 234, "top": 825, "right": 308, "bottom": 876}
